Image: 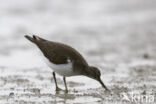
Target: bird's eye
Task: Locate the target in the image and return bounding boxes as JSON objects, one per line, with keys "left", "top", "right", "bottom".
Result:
{"left": 98, "top": 70, "right": 101, "bottom": 76}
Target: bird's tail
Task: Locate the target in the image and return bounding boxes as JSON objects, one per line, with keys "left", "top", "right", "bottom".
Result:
{"left": 24, "top": 35, "right": 46, "bottom": 43}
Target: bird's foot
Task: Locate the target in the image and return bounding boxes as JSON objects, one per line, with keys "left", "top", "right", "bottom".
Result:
{"left": 56, "top": 87, "right": 63, "bottom": 92}
{"left": 105, "top": 88, "right": 111, "bottom": 94}
{"left": 64, "top": 89, "right": 68, "bottom": 93}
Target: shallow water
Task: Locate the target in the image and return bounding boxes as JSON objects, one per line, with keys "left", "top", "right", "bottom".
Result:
{"left": 0, "top": 0, "right": 156, "bottom": 104}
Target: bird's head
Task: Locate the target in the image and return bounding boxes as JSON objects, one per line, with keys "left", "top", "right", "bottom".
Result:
{"left": 87, "top": 66, "right": 109, "bottom": 91}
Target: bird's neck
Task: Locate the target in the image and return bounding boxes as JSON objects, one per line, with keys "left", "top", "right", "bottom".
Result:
{"left": 83, "top": 66, "right": 94, "bottom": 78}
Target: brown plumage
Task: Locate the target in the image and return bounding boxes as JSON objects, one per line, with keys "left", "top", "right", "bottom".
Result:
{"left": 25, "top": 35, "right": 88, "bottom": 75}
{"left": 25, "top": 35, "right": 109, "bottom": 92}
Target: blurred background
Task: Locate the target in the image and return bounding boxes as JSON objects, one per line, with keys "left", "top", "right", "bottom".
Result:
{"left": 0, "top": 0, "right": 156, "bottom": 104}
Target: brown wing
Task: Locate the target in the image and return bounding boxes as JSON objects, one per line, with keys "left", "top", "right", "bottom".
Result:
{"left": 37, "top": 41, "right": 69, "bottom": 64}
{"left": 25, "top": 35, "right": 88, "bottom": 66}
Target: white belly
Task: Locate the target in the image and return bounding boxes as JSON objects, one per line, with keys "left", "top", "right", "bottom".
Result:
{"left": 42, "top": 55, "right": 74, "bottom": 76}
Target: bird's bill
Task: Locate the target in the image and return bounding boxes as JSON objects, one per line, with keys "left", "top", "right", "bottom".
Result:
{"left": 98, "top": 78, "right": 109, "bottom": 91}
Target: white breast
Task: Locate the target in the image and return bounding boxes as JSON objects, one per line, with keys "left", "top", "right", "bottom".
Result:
{"left": 42, "top": 55, "right": 74, "bottom": 76}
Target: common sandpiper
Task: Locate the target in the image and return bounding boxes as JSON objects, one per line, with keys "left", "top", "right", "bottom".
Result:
{"left": 25, "top": 35, "right": 109, "bottom": 93}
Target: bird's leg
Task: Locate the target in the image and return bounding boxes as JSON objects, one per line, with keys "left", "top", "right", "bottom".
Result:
{"left": 52, "top": 72, "right": 62, "bottom": 91}
{"left": 63, "top": 76, "right": 68, "bottom": 93}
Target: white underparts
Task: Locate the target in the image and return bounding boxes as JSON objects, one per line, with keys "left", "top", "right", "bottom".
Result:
{"left": 42, "top": 55, "right": 74, "bottom": 76}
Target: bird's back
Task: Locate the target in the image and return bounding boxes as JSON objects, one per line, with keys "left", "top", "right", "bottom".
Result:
{"left": 37, "top": 40, "right": 88, "bottom": 65}
{"left": 25, "top": 35, "right": 88, "bottom": 75}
